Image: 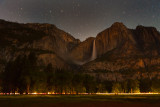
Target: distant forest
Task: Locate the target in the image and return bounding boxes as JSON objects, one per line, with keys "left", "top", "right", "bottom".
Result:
{"left": 0, "top": 52, "right": 160, "bottom": 94}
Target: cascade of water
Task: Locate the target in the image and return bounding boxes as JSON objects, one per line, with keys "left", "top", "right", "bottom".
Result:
{"left": 91, "top": 40, "right": 97, "bottom": 60}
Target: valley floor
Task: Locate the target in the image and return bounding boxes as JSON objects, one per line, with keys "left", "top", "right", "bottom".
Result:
{"left": 0, "top": 94, "right": 160, "bottom": 107}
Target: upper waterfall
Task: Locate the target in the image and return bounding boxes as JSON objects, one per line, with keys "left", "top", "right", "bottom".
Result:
{"left": 91, "top": 40, "right": 97, "bottom": 60}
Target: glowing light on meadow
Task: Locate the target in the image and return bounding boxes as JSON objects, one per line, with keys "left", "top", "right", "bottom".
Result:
{"left": 0, "top": 92, "right": 159, "bottom": 95}
{"left": 96, "top": 93, "right": 159, "bottom": 95}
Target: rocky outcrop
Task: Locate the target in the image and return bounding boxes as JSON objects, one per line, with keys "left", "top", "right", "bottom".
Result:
{"left": 69, "top": 37, "right": 95, "bottom": 64}
{"left": 0, "top": 19, "right": 80, "bottom": 70}
{"left": 82, "top": 22, "right": 160, "bottom": 74}
{"left": 95, "top": 22, "right": 135, "bottom": 56}
{"left": 1, "top": 19, "right": 160, "bottom": 81}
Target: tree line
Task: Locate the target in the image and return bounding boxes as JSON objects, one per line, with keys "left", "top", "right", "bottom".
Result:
{"left": 0, "top": 53, "right": 160, "bottom": 94}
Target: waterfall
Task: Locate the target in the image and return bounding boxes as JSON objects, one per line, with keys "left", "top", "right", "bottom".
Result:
{"left": 91, "top": 40, "right": 97, "bottom": 60}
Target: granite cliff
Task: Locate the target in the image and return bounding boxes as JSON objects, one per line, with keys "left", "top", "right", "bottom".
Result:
{"left": 81, "top": 22, "right": 160, "bottom": 81}
{"left": 0, "top": 19, "right": 80, "bottom": 70}
{"left": 1, "top": 19, "right": 160, "bottom": 81}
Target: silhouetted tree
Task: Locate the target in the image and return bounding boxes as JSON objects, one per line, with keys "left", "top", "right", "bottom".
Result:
{"left": 84, "top": 74, "right": 96, "bottom": 94}
{"left": 128, "top": 80, "right": 140, "bottom": 93}
{"left": 139, "top": 79, "right": 152, "bottom": 92}
{"left": 104, "top": 80, "right": 113, "bottom": 93}
{"left": 55, "top": 69, "right": 73, "bottom": 94}
{"left": 121, "top": 81, "right": 128, "bottom": 93}
{"left": 44, "top": 63, "right": 55, "bottom": 92}
{"left": 72, "top": 74, "right": 85, "bottom": 94}
{"left": 112, "top": 82, "right": 122, "bottom": 94}
{"left": 151, "top": 79, "right": 160, "bottom": 93}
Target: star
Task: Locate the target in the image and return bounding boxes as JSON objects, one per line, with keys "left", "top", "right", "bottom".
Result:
{"left": 60, "top": 9, "right": 64, "bottom": 13}
{"left": 49, "top": 10, "right": 52, "bottom": 13}
{"left": 152, "top": 15, "right": 155, "bottom": 18}
{"left": 95, "top": 1, "right": 98, "bottom": 4}
{"left": 122, "top": 11, "right": 126, "bottom": 15}
{"left": 123, "top": 1, "right": 127, "bottom": 5}
{"left": 77, "top": 4, "right": 80, "bottom": 7}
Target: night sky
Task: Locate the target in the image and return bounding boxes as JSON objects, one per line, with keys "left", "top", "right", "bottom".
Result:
{"left": 0, "top": 0, "right": 160, "bottom": 41}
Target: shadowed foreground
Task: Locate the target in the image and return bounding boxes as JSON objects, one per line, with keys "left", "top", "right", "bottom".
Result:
{"left": 0, "top": 94, "right": 160, "bottom": 107}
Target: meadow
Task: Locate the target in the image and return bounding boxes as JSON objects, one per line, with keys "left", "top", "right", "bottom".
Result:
{"left": 0, "top": 94, "right": 160, "bottom": 107}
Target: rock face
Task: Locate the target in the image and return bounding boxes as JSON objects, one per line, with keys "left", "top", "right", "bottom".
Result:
{"left": 0, "top": 19, "right": 80, "bottom": 70}
{"left": 1, "top": 19, "right": 160, "bottom": 81}
{"left": 95, "top": 22, "right": 135, "bottom": 57}
{"left": 82, "top": 22, "right": 160, "bottom": 73}
{"left": 69, "top": 37, "right": 95, "bottom": 64}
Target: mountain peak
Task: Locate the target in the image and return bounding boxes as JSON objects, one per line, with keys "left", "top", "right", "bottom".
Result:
{"left": 111, "top": 22, "right": 126, "bottom": 28}
{"left": 136, "top": 25, "right": 157, "bottom": 32}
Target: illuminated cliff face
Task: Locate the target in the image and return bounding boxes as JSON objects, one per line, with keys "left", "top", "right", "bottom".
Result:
{"left": 1, "top": 20, "right": 160, "bottom": 73}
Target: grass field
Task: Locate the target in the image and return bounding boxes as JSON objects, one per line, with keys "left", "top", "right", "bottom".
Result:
{"left": 0, "top": 94, "right": 160, "bottom": 107}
